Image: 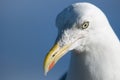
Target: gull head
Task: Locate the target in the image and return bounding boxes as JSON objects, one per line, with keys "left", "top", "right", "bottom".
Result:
{"left": 43, "top": 2, "right": 110, "bottom": 75}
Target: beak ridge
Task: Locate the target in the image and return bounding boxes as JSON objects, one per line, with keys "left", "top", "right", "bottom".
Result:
{"left": 43, "top": 43, "right": 71, "bottom": 75}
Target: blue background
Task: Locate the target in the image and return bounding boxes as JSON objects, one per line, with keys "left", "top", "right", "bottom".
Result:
{"left": 0, "top": 0, "right": 120, "bottom": 80}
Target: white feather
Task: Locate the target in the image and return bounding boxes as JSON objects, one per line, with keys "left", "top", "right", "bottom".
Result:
{"left": 56, "top": 2, "right": 120, "bottom": 80}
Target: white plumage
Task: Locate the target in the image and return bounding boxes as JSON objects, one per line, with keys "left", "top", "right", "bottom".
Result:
{"left": 44, "top": 2, "right": 120, "bottom": 80}
{"left": 56, "top": 2, "right": 120, "bottom": 80}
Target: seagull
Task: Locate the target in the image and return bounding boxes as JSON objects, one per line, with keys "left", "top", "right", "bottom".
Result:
{"left": 43, "top": 2, "right": 120, "bottom": 80}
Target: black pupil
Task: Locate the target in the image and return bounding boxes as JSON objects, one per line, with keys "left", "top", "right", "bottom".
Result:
{"left": 84, "top": 23, "right": 87, "bottom": 27}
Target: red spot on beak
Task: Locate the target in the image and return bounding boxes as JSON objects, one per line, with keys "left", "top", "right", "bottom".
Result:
{"left": 49, "top": 61, "right": 55, "bottom": 71}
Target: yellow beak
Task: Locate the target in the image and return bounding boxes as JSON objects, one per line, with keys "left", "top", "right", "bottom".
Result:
{"left": 43, "top": 43, "right": 72, "bottom": 75}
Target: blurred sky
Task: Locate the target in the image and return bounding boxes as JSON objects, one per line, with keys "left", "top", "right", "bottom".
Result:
{"left": 0, "top": 0, "right": 120, "bottom": 80}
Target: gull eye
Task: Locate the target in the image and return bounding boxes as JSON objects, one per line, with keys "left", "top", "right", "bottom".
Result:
{"left": 81, "top": 21, "right": 89, "bottom": 29}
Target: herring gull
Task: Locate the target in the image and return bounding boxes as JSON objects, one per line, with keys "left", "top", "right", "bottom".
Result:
{"left": 43, "top": 2, "right": 120, "bottom": 80}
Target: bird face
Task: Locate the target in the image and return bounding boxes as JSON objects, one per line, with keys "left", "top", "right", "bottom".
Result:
{"left": 57, "top": 20, "right": 90, "bottom": 51}
{"left": 44, "top": 17, "right": 91, "bottom": 75}
{"left": 43, "top": 2, "right": 108, "bottom": 75}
